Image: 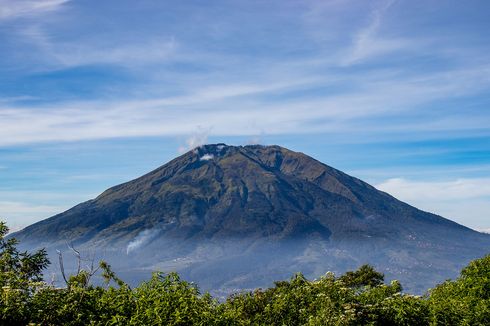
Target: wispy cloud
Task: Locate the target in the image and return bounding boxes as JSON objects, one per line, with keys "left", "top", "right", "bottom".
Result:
{"left": 0, "top": 201, "right": 64, "bottom": 216}
{"left": 18, "top": 25, "right": 177, "bottom": 69}
{"left": 0, "top": 189, "right": 95, "bottom": 231}
{"left": 1, "top": 61, "right": 489, "bottom": 147}
{"left": 0, "top": 200, "right": 66, "bottom": 232}
{"left": 377, "top": 178, "right": 490, "bottom": 201}
{"left": 0, "top": 0, "right": 68, "bottom": 20}
{"left": 0, "top": 190, "right": 94, "bottom": 203}
{"left": 3, "top": 4, "right": 177, "bottom": 73}
{"left": 376, "top": 178, "right": 490, "bottom": 229}
{"left": 351, "top": 164, "right": 490, "bottom": 182}
{"left": 342, "top": 0, "right": 412, "bottom": 65}
{"left": 0, "top": 96, "right": 39, "bottom": 103}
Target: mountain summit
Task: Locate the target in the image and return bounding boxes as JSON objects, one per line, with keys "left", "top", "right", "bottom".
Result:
{"left": 14, "top": 144, "right": 490, "bottom": 293}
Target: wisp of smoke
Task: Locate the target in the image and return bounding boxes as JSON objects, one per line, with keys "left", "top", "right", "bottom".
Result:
{"left": 126, "top": 228, "right": 160, "bottom": 254}
{"left": 200, "top": 154, "right": 214, "bottom": 161}
{"left": 246, "top": 132, "right": 266, "bottom": 145}
{"left": 178, "top": 126, "right": 211, "bottom": 153}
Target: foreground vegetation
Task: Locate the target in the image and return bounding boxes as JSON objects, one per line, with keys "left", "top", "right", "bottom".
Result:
{"left": 1, "top": 222, "right": 489, "bottom": 325}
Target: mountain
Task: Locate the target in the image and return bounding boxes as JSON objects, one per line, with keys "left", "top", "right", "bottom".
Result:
{"left": 13, "top": 144, "right": 490, "bottom": 294}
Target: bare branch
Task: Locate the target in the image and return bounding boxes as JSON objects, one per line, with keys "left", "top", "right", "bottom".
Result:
{"left": 56, "top": 250, "right": 68, "bottom": 286}
{"left": 67, "top": 242, "right": 81, "bottom": 275}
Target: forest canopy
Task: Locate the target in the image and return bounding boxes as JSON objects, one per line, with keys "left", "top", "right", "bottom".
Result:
{"left": 1, "top": 221, "right": 489, "bottom": 325}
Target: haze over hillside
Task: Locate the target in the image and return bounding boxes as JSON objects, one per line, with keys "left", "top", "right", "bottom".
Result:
{"left": 13, "top": 144, "right": 490, "bottom": 294}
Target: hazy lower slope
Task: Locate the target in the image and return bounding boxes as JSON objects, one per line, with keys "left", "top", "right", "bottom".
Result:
{"left": 13, "top": 144, "right": 490, "bottom": 293}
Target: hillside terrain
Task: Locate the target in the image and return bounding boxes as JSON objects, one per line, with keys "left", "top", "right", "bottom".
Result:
{"left": 13, "top": 144, "right": 490, "bottom": 294}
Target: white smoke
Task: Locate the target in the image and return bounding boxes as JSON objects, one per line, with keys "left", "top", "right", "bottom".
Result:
{"left": 200, "top": 154, "right": 214, "bottom": 161}
{"left": 246, "top": 132, "right": 266, "bottom": 145}
{"left": 126, "top": 228, "right": 160, "bottom": 254}
{"left": 246, "top": 136, "right": 262, "bottom": 145}
{"left": 178, "top": 127, "right": 210, "bottom": 153}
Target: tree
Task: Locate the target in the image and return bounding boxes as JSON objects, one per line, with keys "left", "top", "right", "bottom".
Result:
{"left": 428, "top": 254, "right": 490, "bottom": 325}
{"left": 338, "top": 264, "right": 385, "bottom": 288}
{"left": 0, "top": 222, "right": 49, "bottom": 288}
{"left": 1, "top": 219, "right": 489, "bottom": 325}
{"left": 0, "top": 221, "right": 50, "bottom": 324}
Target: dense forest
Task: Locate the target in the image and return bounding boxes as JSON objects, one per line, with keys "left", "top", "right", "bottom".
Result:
{"left": 1, "top": 221, "right": 489, "bottom": 325}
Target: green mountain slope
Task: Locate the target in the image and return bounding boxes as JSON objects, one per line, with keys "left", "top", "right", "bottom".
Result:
{"left": 13, "top": 144, "right": 490, "bottom": 293}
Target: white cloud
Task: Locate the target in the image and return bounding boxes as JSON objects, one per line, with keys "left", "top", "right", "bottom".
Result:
{"left": 0, "top": 201, "right": 65, "bottom": 216}
{"left": 0, "top": 61, "right": 489, "bottom": 148}
{"left": 351, "top": 164, "right": 490, "bottom": 181}
{"left": 0, "top": 0, "right": 68, "bottom": 20}
{"left": 377, "top": 178, "right": 490, "bottom": 201}
{"left": 376, "top": 178, "right": 490, "bottom": 229}
{"left": 0, "top": 201, "right": 66, "bottom": 232}
{"left": 0, "top": 190, "right": 94, "bottom": 231}
{"left": 378, "top": 178, "right": 490, "bottom": 201}
{"left": 0, "top": 190, "right": 93, "bottom": 203}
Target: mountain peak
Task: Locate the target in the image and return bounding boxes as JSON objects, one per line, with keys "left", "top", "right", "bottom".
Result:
{"left": 13, "top": 144, "right": 490, "bottom": 294}
{"left": 17, "top": 143, "right": 474, "bottom": 244}
{"left": 189, "top": 143, "right": 288, "bottom": 160}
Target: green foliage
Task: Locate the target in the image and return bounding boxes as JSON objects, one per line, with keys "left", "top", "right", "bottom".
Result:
{"left": 0, "top": 221, "right": 49, "bottom": 325}
{"left": 356, "top": 286, "right": 429, "bottom": 326}
{"left": 222, "top": 272, "right": 358, "bottom": 325}
{"left": 338, "top": 264, "right": 385, "bottom": 288}
{"left": 428, "top": 254, "right": 490, "bottom": 325}
{"left": 0, "top": 222, "right": 49, "bottom": 288}
{"left": 0, "top": 221, "right": 489, "bottom": 325}
{"left": 124, "top": 272, "right": 218, "bottom": 325}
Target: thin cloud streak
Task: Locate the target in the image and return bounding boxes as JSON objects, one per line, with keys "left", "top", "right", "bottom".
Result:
{"left": 377, "top": 178, "right": 490, "bottom": 201}
{"left": 0, "top": 62, "right": 489, "bottom": 146}
{"left": 0, "top": 0, "right": 68, "bottom": 20}
{"left": 342, "top": 0, "right": 408, "bottom": 65}
{"left": 19, "top": 25, "right": 178, "bottom": 69}
{"left": 0, "top": 189, "right": 97, "bottom": 231}
{"left": 376, "top": 177, "right": 490, "bottom": 229}
{"left": 0, "top": 201, "right": 67, "bottom": 232}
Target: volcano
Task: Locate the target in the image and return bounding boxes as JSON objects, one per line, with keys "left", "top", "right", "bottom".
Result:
{"left": 13, "top": 144, "right": 490, "bottom": 294}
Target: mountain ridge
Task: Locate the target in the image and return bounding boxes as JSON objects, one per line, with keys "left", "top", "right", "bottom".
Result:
{"left": 13, "top": 144, "right": 490, "bottom": 293}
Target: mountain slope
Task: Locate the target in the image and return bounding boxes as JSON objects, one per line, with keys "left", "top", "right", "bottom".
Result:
{"left": 13, "top": 144, "right": 490, "bottom": 293}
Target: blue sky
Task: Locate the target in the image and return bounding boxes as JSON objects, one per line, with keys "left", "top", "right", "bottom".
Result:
{"left": 0, "top": 0, "right": 489, "bottom": 232}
